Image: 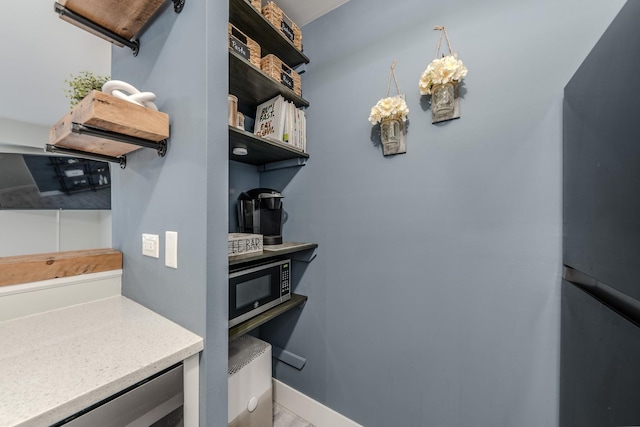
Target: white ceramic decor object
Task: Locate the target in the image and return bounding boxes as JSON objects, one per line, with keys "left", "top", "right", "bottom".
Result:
{"left": 102, "top": 80, "right": 158, "bottom": 111}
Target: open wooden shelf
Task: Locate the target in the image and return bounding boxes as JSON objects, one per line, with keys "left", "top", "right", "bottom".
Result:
{"left": 57, "top": 0, "right": 164, "bottom": 39}
{"left": 229, "top": 293, "right": 307, "bottom": 340}
{"left": 230, "top": 51, "right": 309, "bottom": 117}
{"left": 229, "top": 242, "right": 317, "bottom": 267}
{"left": 54, "top": 0, "right": 183, "bottom": 54}
{"left": 227, "top": 0, "right": 314, "bottom": 346}
{"left": 48, "top": 91, "right": 169, "bottom": 166}
{"left": 0, "top": 248, "right": 122, "bottom": 287}
{"left": 229, "top": 0, "right": 309, "bottom": 68}
{"left": 229, "top": 126, "right": 308, "bottom": 166}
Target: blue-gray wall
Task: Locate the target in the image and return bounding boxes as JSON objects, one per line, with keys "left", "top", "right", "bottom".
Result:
{"left": 111, "top": 2, "right": 228, "bottom": 425}
{"left": 251, "top": 0, "right": 626, "bottom": 426}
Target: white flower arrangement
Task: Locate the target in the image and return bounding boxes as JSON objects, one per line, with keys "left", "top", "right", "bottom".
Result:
{"left": 419, "top": 54, "right": 468, "bottom": 95}
{"left": 368, "top": 95, "right": 409, "bottom": 125}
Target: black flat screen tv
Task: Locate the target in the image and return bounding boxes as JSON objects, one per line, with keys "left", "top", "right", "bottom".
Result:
{"left": 0, "top": 152, "right": 111, "bottom": 210}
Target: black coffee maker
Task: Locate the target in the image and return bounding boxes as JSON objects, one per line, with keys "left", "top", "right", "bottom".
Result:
{"left": 237, "top": 188, "right": 284, "bottom": 245}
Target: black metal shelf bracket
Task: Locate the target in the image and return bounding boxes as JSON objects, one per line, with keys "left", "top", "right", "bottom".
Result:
{"left": 71, "top": 123, "right": 168, "bottom": 157}
{"left": 45, "top": 122, "right": 167, "bottom": 169}
{"left": 257, "top": 157, "right": 307, "bottom": 172}
{"left": 173, "top": 0, "right": 186, "bottom": 13}
{"left": 46, "top": 144, "right": 127, "bottom": 169}
{"left": 54, "top": 2, "right": 140, "bottom": 56}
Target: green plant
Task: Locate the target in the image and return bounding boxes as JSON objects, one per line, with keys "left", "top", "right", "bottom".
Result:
{"left": 64, "top": 71, "right": 110, "bottom": 108}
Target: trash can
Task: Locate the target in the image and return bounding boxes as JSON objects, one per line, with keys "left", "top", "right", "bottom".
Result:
{"left": 228, "top": 334, "right": 273, "bottom": 427}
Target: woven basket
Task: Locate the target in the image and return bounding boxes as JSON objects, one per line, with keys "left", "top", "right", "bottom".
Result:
{"left": 249, "top": 0, "right": 261, "bottom": 10}
{"left": 262, "top": 1, "right": 302, "bottom": 51}
{"left": 228, "top": 23, "right": 261, "bottom": 68}
{"left": 260, "top": 54, "right": 301, "bottom": 96}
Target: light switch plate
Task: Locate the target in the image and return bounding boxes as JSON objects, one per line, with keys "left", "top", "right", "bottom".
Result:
{"left": 142, "top": 233, "right": 159, "bottom": 258}
{"left": 165, "top": 231, "right": 178, "bottom": 269}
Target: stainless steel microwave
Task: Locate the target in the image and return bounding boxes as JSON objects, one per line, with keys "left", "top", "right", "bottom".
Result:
{"left": 229, "top": 259, "right": 291, "bottom": 327}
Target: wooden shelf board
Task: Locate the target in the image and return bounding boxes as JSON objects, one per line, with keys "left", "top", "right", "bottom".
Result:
{"left": 229, "top": 126, "right": 308, "bottom": 165}
{"left": 59, "top": 0, "right": 166, "bottom": 40}
{"left": 229, "top": 0, "right": 309, "bottom": 68}
{"left": 229, "top": 293, "right": 307, "bottom": 340}
{"left": 229, "top": 51, "right": 309, "bottom": 117}
{"left": 0, "top": 248, "right": 122, "bottom": 287}
{"left": 229, "top": 242, "right": 317, "bottom": 267}
{"left": 49, "top": 91, "right": 169, "bottom": 158}
{"left": 229, "top": 242, "right": 317, "bottom": 266}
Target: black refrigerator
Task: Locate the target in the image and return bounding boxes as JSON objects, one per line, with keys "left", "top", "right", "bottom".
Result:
{"left": 561, "top": 1, "right": 640, "bottom": 426}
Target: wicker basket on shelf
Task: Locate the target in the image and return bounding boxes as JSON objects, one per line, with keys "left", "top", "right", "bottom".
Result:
{"left": 228, "top": 23, "right": 261, "bottom": 68}
{"left": 249, "top": 0, "right": 261, "bottom": 10}
{"left": 262, "top": 1, "right": 302, "bottom": 50}
{"left": 260, "top": 54, "right": 301, "bottom": 96}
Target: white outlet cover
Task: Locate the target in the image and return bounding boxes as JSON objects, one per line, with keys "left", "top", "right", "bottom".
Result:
{"left": 142, "top": 233, "right": 160, "bottom": 258}
{"left": 165, "top": 231, "right": 178, "bottom": 269}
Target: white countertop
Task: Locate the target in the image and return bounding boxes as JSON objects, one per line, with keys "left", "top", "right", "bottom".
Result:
{"left": 0, "top": 296, "right": 204, "bottom": 427}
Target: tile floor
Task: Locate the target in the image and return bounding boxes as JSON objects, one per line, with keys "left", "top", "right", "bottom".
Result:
{"left": 273, "top": 402, "right": 314, "bottom": 427}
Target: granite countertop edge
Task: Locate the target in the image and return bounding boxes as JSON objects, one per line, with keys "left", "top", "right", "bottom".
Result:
{"left": 34, "top": 341, "right": 204, "bottom": 427}
{"left": 0, "top": 296, "right": 204, "bottom": 427}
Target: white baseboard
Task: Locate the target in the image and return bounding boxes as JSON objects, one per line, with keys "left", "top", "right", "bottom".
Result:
{"left": 272, "top": 379, "right": 362, "bottom": 427}
{"left": 0, "top": 270, "right": 122, "bottom": 321}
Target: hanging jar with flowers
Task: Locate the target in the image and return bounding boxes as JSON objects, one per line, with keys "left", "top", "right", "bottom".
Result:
{"left": 369, "top": 61, "right": 409, "bottom": 156}
{"left": 419, "top": 26, "right": 468, "bottom": 123}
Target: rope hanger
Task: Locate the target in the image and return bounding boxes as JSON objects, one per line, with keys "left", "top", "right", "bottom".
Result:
{"left": 433, "top": 25, "right": 454, "bottom": 59}
{"left": 386, "top": 60, "right": 401, "bottom": 97}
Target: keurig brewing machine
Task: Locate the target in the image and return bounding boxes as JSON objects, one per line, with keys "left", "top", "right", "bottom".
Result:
{"left": 237, "top": 188, "right": 284, "bottom": 245}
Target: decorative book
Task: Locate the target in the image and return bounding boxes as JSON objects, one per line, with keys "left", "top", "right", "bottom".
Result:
{"left": 254, "top": 95, "right": 286, "bottom": 142}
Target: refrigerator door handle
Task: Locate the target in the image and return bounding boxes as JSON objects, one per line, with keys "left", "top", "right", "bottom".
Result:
{"left": 563, "top": 266, "right": 597, "bottom": 289}
{"left": 563, "top": 265, "right": 640, "bottom": 327}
